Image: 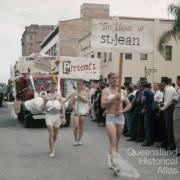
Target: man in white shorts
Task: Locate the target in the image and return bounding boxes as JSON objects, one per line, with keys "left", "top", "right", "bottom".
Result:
{"left": 101, "top": 72, "right": 131, "bottom": 175}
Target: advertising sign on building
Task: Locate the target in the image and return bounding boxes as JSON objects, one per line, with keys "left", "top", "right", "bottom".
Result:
{"left": 59, "top": 56, "right": 101, "bottom": 80}
{"left": 91, "top": 18, "right": 154, "bottom": 53}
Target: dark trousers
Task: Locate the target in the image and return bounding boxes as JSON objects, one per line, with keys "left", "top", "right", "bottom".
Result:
{"left": 144, "top": 109, "right": 153, "bottom": 143}
{"left": 125, "top": 112, "right": 133, "bottom": 135}
{"left": 97, "top": 108, "right": 105, "bottom": 124}
{"left": 152, "top": 110, "right": 164, "bottom": 142}
{"left": 164, "top": 105, "right": 175, "bottom": 148}
{"left": 137, "top": 111, "right": 144, "bottom": 140}
{"left": 130, "top": 105, "right": 144, "bottom": 139}
{"left": 159, "top": 111, "right": 168, "bottom": 147}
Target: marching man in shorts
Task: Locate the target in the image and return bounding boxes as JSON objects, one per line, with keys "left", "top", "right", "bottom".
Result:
{"left": 101, "top": 72, "right": 131, "bottom": 175}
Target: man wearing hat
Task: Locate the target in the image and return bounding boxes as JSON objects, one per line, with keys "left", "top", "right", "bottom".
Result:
{"left": 127, "top": 81, "right": 144, "bottom": 142}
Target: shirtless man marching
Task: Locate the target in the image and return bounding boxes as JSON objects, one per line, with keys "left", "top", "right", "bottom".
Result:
{"left": 101, "top": 72, "right": 131, "bottom": 175}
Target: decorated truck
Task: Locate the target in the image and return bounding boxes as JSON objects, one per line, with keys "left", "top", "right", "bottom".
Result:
{"left": 13, "top": 54, "right": 101, "bottom": 128}
{"left": 14, "top": 73, "right": 72, "bottom": 128}
{"left": 13, "top": 54, "right": 71, "bottom": 128}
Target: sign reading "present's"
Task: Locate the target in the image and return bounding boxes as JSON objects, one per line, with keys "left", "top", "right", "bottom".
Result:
{"left": 59, "top": 56, "right": 100, "bottom": 80}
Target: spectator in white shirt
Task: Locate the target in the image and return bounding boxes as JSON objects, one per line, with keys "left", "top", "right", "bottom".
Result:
{"left": 151, "top": 82, "right": 164, "bottom": 142}
{"left": 160, "top": 80, "right": 176, "bottom": 112}
{"left": 152, "top": 82, "right": 164, "bottom": 104}
{"left": 132, "top": 84, "right": 138, "bottom": 96}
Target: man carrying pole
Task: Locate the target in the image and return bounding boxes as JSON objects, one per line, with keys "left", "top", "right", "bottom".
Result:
{"left": 101, "top": 54, "right": 131, "bottom": 176}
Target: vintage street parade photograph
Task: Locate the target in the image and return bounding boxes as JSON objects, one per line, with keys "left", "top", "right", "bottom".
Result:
{"left": 0, "top": 0, "right": 180, "bottom": 179}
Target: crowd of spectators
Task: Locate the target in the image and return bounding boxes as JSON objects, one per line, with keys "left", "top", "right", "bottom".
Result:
{"left": 89, "top": 76, "right": 180, "bottom": 156}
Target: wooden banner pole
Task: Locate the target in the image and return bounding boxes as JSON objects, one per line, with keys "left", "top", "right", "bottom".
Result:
{"left": 118, "top": 53, "right": 123, "bottom": 92}
{"left": 116, "top": 53, "right": 123, "bottom": 112}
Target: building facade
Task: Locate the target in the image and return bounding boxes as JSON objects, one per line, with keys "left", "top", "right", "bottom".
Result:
{"left": 78, "top": 17, "right": 180, "bottom": 84}
{"left": 39, "top": 3, "right": 180, "bottom": 84}
{"left": 40, "top": 3, "right": 109, "bottom": 56}
{"left": 21, "top": 24, "right": 54, "bottom": 56}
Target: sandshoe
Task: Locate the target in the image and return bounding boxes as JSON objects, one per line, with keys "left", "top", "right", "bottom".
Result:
{"left": 73, "top": 141, "right": 79, "bottom": 146}
{"left": 111, "top": 159, "right": 120, "bottom": 176}
{"left": 49, "top": 152, "right": 55, "bottom": 158}
{"left": 78, "top": 141, "right": 83, "bottom": 145}
{"left": 108, "top": 154, "right": 113, "bottom": 169}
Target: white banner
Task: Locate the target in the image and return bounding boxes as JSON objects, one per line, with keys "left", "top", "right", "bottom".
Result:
{"left": 59, "top": 56, "right": 101, "bottom": 80}
{"left": 34, "top": 56, "right": 57, "bottom": 72}
{"left": 17, "top": 54, "right": 55, "bottom": 74}
{"left": 17, "top": 56, "right": 46, "bottom": 74}
{"left": 91, "top": 18, "right": 154, "bottom": 53}
{"left": 17, "top": 55, "right": 101, "bottom": 80}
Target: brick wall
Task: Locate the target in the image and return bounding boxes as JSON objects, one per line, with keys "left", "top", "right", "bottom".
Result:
{"left": 80, "top": 3, "right": 109, "bottom": 19}
{"left": 59, "top": 3, "right": 110, "bottom": 56}
{"left": 21, "top": 25, "right": 54, "bottom": 56}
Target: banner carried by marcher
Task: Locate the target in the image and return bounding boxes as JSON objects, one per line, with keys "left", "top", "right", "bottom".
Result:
{"left": 91, "top": 18, "right": 154, "bottom": 53}
{"left": 59, "top": 56, "right": 101, "bottom": 80}
{"left": 34, "top": 55, "right": 57, "bottom": 72}
{"left": 17, "top": 53, "right": 55, "bottom": 74}
{"left": 17, "top": 56, "right": 48, "bottom": 74}
{"left": 33, "top": 55, "right": 101, "bottom": 80}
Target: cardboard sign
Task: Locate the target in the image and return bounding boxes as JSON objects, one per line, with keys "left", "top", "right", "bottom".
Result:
{"left": 17, "top": 54, "right": 55, "bottom": 74}
{"left": 59, "top": 56, "right": 100, "bottom": 80}
{"left": 34, "top": 56, "right": 57, "bottom": 72}
{"left": 91, "top": 18, "right": 154, "bottom": 53}
{"left": 24, "top": 55, "right": 100, "bottom": 80}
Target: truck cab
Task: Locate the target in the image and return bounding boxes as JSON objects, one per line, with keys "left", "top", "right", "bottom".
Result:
{"left": 17, "top": 75, "right": 51, "bottom": 101}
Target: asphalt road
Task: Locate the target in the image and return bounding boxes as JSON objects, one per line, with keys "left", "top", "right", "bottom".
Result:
{"left": 0, "top": 102, "right": 179, "bottom": 180}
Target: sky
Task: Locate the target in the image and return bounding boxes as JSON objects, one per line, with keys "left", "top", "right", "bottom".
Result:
{"left": 0, "top": 0, "right": 179, "bottom": 83}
